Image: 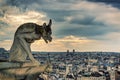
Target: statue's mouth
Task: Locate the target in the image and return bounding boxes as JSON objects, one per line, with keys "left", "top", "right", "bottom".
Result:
{"left": 44, "top": 37, "right": 52, "bottom": 43}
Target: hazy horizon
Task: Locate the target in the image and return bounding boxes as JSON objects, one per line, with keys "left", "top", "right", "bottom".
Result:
{"left": 1, "top": 0, "right": 120, "bottom": 52}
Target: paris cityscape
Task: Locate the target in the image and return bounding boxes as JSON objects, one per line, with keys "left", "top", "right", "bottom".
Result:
{"left": 0, "top": 48, "right": 120, "bottom": 80}
{"left": 1, "top": 0, "right": 120, "bottom": 80}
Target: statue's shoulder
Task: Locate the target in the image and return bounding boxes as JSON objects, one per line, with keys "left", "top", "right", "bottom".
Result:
{"left": 16, "top": 23, "right": 42, "bottom": 33}
{"left": 18, "top": 22, "right": 39, "bottom": 29}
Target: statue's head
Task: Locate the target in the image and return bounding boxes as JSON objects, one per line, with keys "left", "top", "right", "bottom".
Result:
{"left": 42, "top": 19, "right": 52, "bottom": 43}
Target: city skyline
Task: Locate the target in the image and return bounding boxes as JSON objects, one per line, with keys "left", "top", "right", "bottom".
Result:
{"left": 1, "top": 0, "right": 120, "bottom": 52}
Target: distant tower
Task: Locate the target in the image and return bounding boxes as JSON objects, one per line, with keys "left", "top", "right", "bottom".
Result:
{"left": 67, "top": 50, "right": 69, "bottom": 53}
{"left": 73, "top": 49, "right": 75, "bottom": 53}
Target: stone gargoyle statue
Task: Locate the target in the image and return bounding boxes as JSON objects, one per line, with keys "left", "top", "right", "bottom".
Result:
{"left": 0, "top": 19, "right": 52, "bottom": 80}
{"left": 9, "top": 19, "right": 52, "bottom": 65}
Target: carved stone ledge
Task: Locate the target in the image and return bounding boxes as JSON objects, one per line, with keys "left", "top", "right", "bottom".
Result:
{"left": 0, "top": 61, "right": 52, "bottom": 80}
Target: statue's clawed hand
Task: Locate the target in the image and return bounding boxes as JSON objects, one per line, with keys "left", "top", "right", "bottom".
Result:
{"left": 32, "top": 59, "right": 40, "bottom": 66}
{"left": 45, "top": 63, "right": 52, "bottom": 73}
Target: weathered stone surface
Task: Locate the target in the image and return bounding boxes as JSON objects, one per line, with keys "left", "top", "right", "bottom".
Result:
{"left": 9, "top": 19, "right": 52, "bottom": 64}
{"left": 0, "top": 62, "right": 52, "bottom": 80}
{"left": 0, "top": 62, "right": 21, "bottom": 69}
{"left": 0, "top": 19, "right": 53, "bottom": 80}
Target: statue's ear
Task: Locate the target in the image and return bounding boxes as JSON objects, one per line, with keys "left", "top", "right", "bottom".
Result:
{"left": 47, "top": 19, "right": 52, "bottom": 27}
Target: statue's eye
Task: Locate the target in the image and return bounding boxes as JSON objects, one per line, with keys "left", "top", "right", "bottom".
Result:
{"left": 48, "top": 31, "right": 52, "bottom": 35}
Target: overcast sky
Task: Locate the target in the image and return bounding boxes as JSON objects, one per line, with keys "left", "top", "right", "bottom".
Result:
{"left": 1, "top": 0, "right": 120, "bottom": 52}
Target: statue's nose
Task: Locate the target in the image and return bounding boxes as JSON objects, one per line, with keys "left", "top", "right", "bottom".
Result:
{"left": 49, "top": 37, "right": 52, "bottom": 42}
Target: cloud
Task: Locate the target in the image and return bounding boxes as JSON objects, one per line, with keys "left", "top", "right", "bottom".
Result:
{"left": 0, "top": 40, "right": 12, "bottom": 50}
{"left": 53, "top": 1, "right": 120, "bottom": 39}
{"left": 0, "top": 5, "right": 47, "bottom": 42}
{"left": 0, "top": 5, "right": 46, "bottom": 26}
{"left": 1, "top": 35, "right": 120, "bottom": 52}
{"left": 30, "top": 35, "right": 120, "bottom": 52}
{"left": 56, "top": 35, "right": 90, "bottom": 43}
{"left": 87, "top": 0, "right": 120, "bottom": 9}
{"left": 0, "top": 31, "right": 6, "bottom": 36}
{"left": 31, "top": 35, "right": 94, "bottom": 52}
{"left": 57, "top": 25, "right": 110, "bottom": 38}
{"left": 69, "top": 15, "right": 104, "bottom": 25}
{"left": 1, "top": 0, "right": 120, "bottom": 51}
{"left": 43, "top": 10, "right": 73, "bottom": 22}
{"left": 3, "top": 10, "right": 46, "bottom": 26}
{"left": 0, "top": 21, "right": 8, "bottom": 28}
{"left": 57, "top": 0, "right": 79, "bottom": 3}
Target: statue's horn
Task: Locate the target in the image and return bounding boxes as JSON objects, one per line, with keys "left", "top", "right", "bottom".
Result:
{"left": 47, "top": 19, "right": 52, "bottom": 27}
